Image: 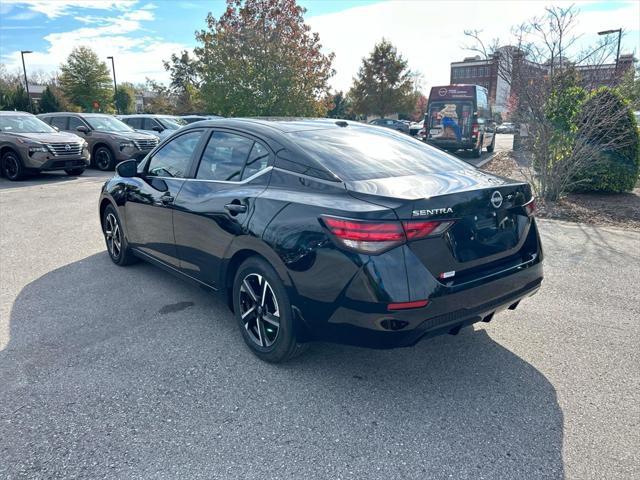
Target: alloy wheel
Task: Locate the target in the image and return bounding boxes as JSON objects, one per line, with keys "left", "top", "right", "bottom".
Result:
{"left": 239, "top": 273, "right": 280, "bottom": 347}
{"left": 104, "top": 213, "right": 122, "bottom": 258}
{"left": 4, "top": 156, "right": 19, "bottom": 179}
{"left": 96, "top": 149, "right": 111, "bottom": 170}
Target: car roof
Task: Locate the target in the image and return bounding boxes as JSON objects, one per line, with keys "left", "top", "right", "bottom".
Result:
{"left": 119, "top": 114, "right": 178, "bottom": 118}
{"left": 0, "top": 110, "right": 32, "bottom": 116}
{"left": 38, "top": 112, "right": 110, "bottom": 117}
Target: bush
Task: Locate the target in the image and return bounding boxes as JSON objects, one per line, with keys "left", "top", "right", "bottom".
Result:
{"left": 572, "top": 88, "right": 640, "bottom": 193}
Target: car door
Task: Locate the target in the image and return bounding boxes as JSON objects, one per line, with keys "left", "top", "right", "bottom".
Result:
{"left": 172, "top": 129, "right": 273, "bottom": 287}
{"left": 124, "top": 129, "right": 206, "bottom": 267}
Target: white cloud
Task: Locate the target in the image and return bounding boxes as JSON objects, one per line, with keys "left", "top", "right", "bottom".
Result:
{"left": 1, "top": 3, "right": 186, "bottom": 84}
{"left": 308, "top": 0, "right": 640, "bottom": 93}
{"left": 0, "top": 0, "right": 137, "bottom": 19}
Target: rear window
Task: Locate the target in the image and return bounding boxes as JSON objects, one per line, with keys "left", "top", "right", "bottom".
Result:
{"left": 287, "top": 127, "right": 472, "bottom": 181}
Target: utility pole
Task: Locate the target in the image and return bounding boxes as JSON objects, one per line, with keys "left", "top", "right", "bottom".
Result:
{"left": 20, "top": 50, "right": 33, "bottom": 113}
{"left": 598, "top": 28, "right": 622, "bottom": 75}
{"left": 107, "top": 56, "right": 119, "bottom": 114}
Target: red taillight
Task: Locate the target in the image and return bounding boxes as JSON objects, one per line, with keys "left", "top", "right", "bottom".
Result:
{"left": 524, "top": 198, "right": 536, "bottom": 216}
{"left": 402, "top": 220, "right": 454, "bottom": 239}
{"left": 388, "top": 299, "right": 429, "bottom": 311}
{"left": 472, "top": 123, "right": 479, "bottom": 135}
{"left": 321, "top": 216, "right": 454, "bottom": 254}
{"left": 321, "top": 217, "right": 404, "bottom": 241}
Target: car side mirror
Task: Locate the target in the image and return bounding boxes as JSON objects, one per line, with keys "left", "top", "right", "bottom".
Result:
{"left": 152, "top": 125, "right": 163, "bottom": 132}
{"left": 76, "top": 125, "right": 90, "bottom": 133}
{"left": 116, "top": 159, "right": 138, "bottom": 178}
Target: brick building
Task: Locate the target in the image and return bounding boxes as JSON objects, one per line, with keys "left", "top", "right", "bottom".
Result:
{"left": 450, "top": 48, "right": 636, "bottom": 116}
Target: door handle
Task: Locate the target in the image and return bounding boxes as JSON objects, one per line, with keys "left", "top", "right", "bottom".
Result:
{"left": 160, "top": 194, "right": 174, "bottom": 205}
{"left": 224, "top": 202, "right": 247, "bottom": 214}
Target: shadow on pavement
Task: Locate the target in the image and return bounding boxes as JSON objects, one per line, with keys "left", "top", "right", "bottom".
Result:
{"left": 0, "top": 252, "right": 564, "bottom": 479}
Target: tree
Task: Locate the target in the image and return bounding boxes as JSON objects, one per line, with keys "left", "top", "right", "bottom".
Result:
{"left": 411, "top": 94, "right": 428, "bottom": 122}
{"left": 115, "top": 82, "right": 136, "bottom": 114}
{"left": 195, "top": 0, "right": 335, "bottom": 117}
{"left": 571, "top": 87, "right": 640, "bottom": 193}
{"left": 164, "top": 50, "right": 203, "bottom": 113}
{"left": 39, "top": 85, "right": 62, "bottom": 113}
{"left": 11, "top": 84, "right": 31, "bottom": 111}
{"left": 59, "top": 46, "right": 113, "bottom": 112}
{"left": 465, "top": 5, "right": 630, "bottom": 201}
{"left": 348, "top": 39, "right": 415, "bottom": 118}
{"left": 617, "top": 65, "right": 640, "bottom": 110}
{"left": 327, "top": 91, "right": 352, "bottom": 119}
{"left": 143, "top": 78, "right": 174, "bottom": 114}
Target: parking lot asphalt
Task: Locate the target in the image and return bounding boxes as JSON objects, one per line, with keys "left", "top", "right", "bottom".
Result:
{"left": 1, "top": 169, "right": 638, "bottom": 479}
{"left": 451, "top": 134, "right": 513, "bottom": 167}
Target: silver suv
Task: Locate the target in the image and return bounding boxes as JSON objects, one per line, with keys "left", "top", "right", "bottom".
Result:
{"left": 38, "top": 113, "right": 158, "bottom": 171}
{"left": 0, "top": 111, "right": 90, "bottom": 181}
{"left": 118, "top": 114, "right": 186, "bottom": 140}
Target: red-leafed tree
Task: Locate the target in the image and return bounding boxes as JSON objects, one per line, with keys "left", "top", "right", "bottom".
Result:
{"left": 195, "top": 0, "right": 335, "bottom": 116}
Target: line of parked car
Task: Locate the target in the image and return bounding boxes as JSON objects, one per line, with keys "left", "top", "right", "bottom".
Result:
{"left": 0, "top": 111, "right": 221, "bottom": 180}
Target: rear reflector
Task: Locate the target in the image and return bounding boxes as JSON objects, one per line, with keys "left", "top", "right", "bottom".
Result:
{"left": 321, "top": 216, "right": 454, "bottom": 254}
{"left": 388, "top": 299, "right": 429, "bottom": 311}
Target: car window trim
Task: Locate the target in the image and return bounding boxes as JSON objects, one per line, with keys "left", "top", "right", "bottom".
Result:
{"left": 189, "top": 128, "right": 275, "bottom": 183}
{"left": 143, "top": 128, "right": 207, "bottom": 179}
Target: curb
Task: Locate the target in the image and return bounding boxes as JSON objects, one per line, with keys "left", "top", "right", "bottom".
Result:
{"left": 475, "top": 151, "right": 500, "bottom": 169}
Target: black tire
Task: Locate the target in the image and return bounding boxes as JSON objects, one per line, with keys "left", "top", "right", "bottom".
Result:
{"left": 232, "top": 257, "right": 306, "bottom": 363}
{"left": 472, "top": 139, "right": 483, "bottom": 158}
{"left": 102, "top": 204, "right": 138, "bottom": 266}
{"left": 1, "top": 150, "right": 26, "bottom": 181}
{"left": 94, "top": 146, "right": 115, "bottom": 171}
{"left": 486, "top": 134, "right": 496, "bottom": 153}
{"left": 65, "top": 168, "right": 85, "bottom": 176}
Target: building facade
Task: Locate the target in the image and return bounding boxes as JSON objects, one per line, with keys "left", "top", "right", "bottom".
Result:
{"left": 450, "top": 49, "right": 636, "bottom": 117}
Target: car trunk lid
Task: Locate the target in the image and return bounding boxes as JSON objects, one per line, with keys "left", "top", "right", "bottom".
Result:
{"left": 345, "top": 169, "right": 534, "bottom": 278}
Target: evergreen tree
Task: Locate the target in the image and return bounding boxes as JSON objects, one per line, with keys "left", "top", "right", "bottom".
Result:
{"left": 349, "top": 39, "right": 415, "bottom": 118}
{"left": 39, "top": 85, "right": 61, "bottom": 113}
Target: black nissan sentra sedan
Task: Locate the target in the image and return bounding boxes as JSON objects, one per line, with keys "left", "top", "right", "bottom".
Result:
{"left": 99, "top": 118, "right": 543, "bottom": 362}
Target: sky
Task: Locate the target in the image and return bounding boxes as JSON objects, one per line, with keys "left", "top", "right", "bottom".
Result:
{"left": 1, "top": 0, "right": 638, "bottom": 94}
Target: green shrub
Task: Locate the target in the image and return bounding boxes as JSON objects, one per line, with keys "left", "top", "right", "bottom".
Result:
{"left": 572, "top": 88, "right": 640, "bottom": 193}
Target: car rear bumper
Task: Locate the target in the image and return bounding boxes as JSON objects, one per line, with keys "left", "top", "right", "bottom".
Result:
{"left": 426, "top": 139, "right": 478, "bottom": 150}
{"left": 298, "top": 259, "right": 543, "bottom": 348}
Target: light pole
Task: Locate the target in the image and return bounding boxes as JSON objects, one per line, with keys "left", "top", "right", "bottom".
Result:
{"left": 598, "top": 28, "right": 622, "bottom": 73}
{"left": 107, "top": 56, "right": 119, "bottom": 114}
{"left": 20, "top": 50, "right": 33, "bottom": 113}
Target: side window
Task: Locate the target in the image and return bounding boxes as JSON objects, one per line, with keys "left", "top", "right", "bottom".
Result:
{"left": 126, "top": 118, "right": 142, "bottom": 129}
{"left": 50, "top": 116, "right": 68, "bottom": 130}
{"left": 242, "top": 142, "right": 272, "bottom": 180}
{"left": 144, "top": 118, "right": 161, "bottom": 130}
{"left": 196, "top": 132, "right": 254, "bottom": 181}
{"left": 68, "top": 117, "right": 85, "bottom": 130}
{"left": 147, "top": 130, "right": 203, "bottom": 178}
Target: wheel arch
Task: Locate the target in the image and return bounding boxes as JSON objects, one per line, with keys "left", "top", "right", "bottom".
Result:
{"left": 0, "top": 144, "right": 22, "bottom": 161}
{"left": 99, "top": 197, "right": 114, "bottom": 224}
{"left": 222, "top": 239, "right": 294, "bottom": 312}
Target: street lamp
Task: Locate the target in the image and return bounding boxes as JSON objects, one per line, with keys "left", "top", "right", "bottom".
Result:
{"left": 598, "top": 28, "right": 622, "bottom": 72}
{"left": 20, "top": 50, "right": 33, "bottom": 113}
{"left": 107, "top": 56, "right": 119, "bottom": 114}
